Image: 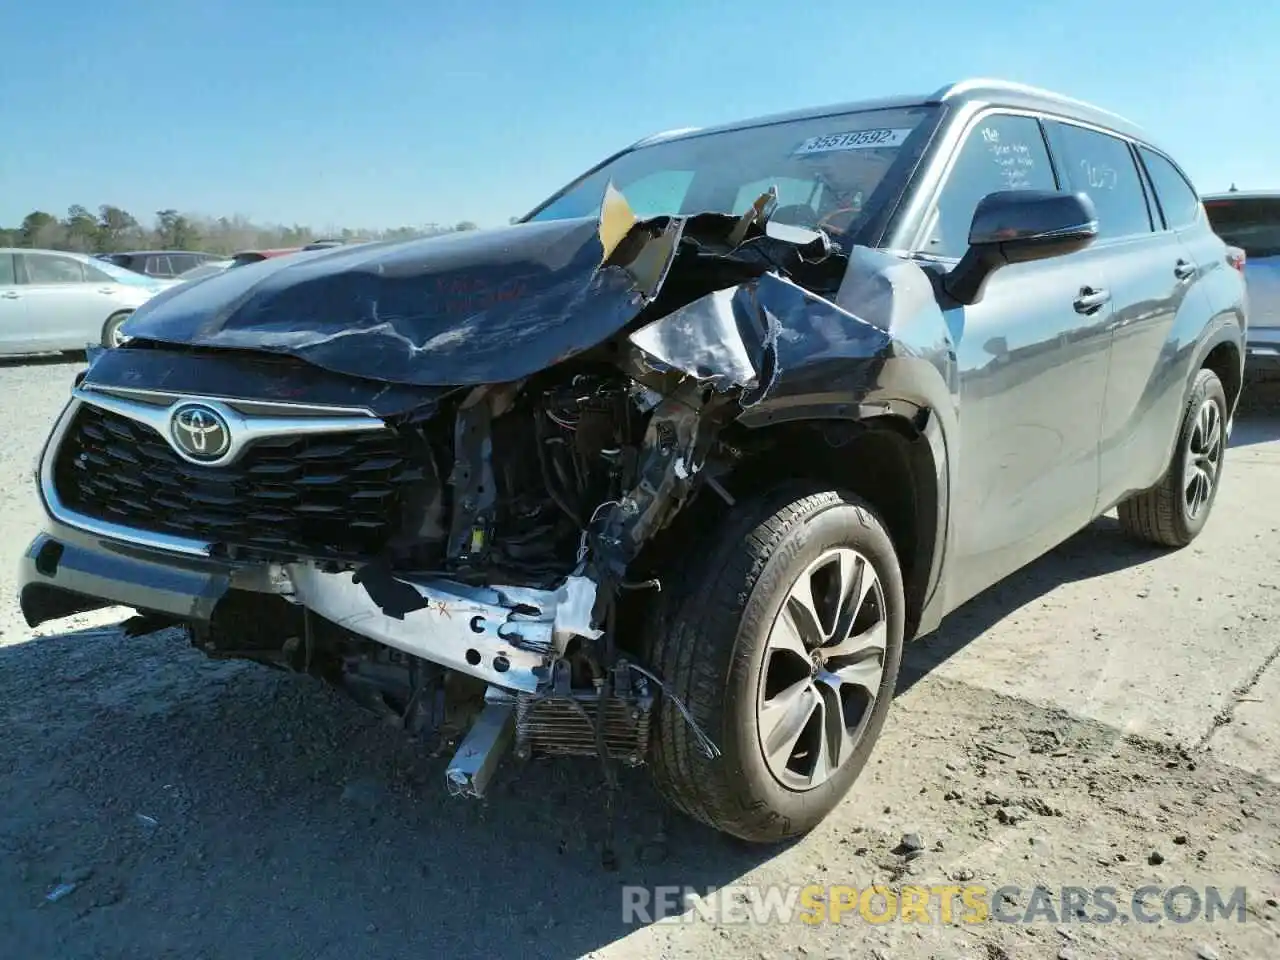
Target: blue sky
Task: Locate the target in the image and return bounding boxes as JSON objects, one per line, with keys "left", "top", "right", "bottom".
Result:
{"left": 2, "top": 0, "right": 1274, "bottom": 231}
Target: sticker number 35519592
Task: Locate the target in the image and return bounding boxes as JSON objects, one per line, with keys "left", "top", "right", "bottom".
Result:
{"left": 793, "top": 128, "right": 913, "bottom": 155}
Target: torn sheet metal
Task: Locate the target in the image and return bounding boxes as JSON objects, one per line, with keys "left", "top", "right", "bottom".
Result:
{"left": 589, "top": 380, "right": 735, "bottom": 579}
{"left": 551, "top": 574, "right": 603, "bottom": 648}
{"left": 627, "top": 271, "right": 892, "bottom": 405}
{"left": 116, "top": 179, "right": 843, "bottom": 390}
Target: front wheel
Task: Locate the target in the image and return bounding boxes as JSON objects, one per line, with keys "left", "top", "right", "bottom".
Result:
{"left": 1117, "top": 367, "right": 1228, "bottom": 547}
{"left": 101, "top": 310, "right": 133, "bottom": 348}
{"left": 644, "top": 486, "right": 905, "bottom": 843}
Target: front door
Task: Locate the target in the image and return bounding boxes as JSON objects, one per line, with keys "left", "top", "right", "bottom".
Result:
{"left": 916, "top": 111, "right": 1114, "bottom": 608}
{"left": 0, "top": 252, "right": 31, "bottom": 353}
{"left": 16, "top": 251, "right": 108, "bottom": 349}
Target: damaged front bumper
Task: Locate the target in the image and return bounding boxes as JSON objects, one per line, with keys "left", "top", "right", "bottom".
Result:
{"left": 19, "top": 521, "right": 616, "bottom": 799}
{"left": 19, "top": 519, "right": 597, "bottom": 696}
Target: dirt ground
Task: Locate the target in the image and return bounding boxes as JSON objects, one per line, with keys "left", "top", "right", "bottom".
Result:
{"left": 1, "top": 357, "right": 1277, "bottom": 960}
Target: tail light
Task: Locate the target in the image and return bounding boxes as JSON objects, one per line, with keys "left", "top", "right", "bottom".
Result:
{"left": 1227, "top": 246, "right": 1247, "bottom": 273}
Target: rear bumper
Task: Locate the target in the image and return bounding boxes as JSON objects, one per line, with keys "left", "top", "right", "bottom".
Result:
{"left": 1245, "top": 328, "right": 1280, "bottom": 376}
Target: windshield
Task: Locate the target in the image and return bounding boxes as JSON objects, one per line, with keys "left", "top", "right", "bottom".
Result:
{"left": 528, "top": 105, "right": 937, "bottom": 238}
{"left": 1205, "top": 197, "right": 1280, "bottom": 258}
{"left": 178, "top": 260, "right": 232, "bottom": 280}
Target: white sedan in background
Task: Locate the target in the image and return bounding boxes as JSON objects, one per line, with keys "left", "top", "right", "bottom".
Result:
{"left": 0, "top": 247, "right": 173, "bottom": 356}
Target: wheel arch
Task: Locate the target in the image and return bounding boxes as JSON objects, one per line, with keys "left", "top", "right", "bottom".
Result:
{"left": 714, "top": 405, "right": 948, "bottom": 641}
{"left": 1199, "top": 337, "right": 1242, "bottom": 418}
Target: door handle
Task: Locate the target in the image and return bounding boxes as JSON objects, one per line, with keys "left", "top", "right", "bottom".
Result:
{"left": 1, "top": 291, "right": 18, "bottom": 299}
{"left": 1174, "top": 259, "right": 1197, "bottom": 281}
{"left": 97, "top": 287, "right": 117, "bottom": 295}
{"left": 1073, "top": 287, "right": 1111, "bottom": 314}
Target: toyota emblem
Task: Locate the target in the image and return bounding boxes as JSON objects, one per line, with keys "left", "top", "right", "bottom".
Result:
{"left": 170, "top": 403, "right": 231, "bottom": 461}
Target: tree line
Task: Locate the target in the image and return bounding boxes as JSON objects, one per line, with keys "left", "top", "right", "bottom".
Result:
{"left": 0, "top": 206, "right": 483, "bottom": 255}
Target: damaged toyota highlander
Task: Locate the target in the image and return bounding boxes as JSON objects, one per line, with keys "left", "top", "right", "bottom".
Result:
{"left": 19, "top": 79, "right": 1246, "bottom": 843}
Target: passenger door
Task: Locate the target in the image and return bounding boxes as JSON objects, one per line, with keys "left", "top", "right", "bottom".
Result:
{"left": 0, "top": 252, "right": 32, "bottom": 353}
{"left": 1044, "top": 123, "right": 1198, "bottom": 509}
{"left": 16, "top": 252, "right": 109, "bottom": 349}
{"left": 918, "top": 112, "right": 1115, "bottom": 608}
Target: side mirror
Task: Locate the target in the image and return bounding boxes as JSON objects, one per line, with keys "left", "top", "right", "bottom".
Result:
{"left": 944, "top": 190, "right": 1098, "bottom": 305}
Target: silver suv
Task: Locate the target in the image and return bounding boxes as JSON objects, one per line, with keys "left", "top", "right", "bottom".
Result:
{"left": 1204, "top": 191, "right": 1280, "bottom": 377}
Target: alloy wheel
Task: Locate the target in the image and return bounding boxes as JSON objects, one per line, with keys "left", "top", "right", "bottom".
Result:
{"left": 1184, "top": 398, "right": 1223, "bottom": 520}
{"left": 756, "top": 547, "right": 888, "bottom": 790}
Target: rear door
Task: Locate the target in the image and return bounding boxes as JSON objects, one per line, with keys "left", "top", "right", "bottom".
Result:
{"left": 1204, "top": 194, "right": 1280, "bottom": 364}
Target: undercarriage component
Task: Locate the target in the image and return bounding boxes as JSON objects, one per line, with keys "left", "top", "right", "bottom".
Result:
{"left": 445, "top": 694, "right": 515, "bottom": 798}
{"left": 287, "top": 563, "right": 560, "bottom": 692}
{"left": 513, "top": 659, "right": 654, "bottom": 764}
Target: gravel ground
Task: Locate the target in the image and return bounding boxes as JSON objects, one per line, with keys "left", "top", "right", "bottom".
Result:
{"left": 1, "top": 355, "right": 1278, "bottom": 959}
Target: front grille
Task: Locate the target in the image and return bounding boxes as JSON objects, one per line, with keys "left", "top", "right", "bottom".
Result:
{"left": 53, "top": 402, "right": 427, "bottom": 559}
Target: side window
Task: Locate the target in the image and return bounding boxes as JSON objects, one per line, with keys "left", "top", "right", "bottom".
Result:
{"left": 1048, "top": 123, "right": 1151, "bottom": 240}
{"left": 923, "top": 113, "right": 1057, "bottom": 258}
{"left": 21, "top": 253, "right": 86, "bottom": 284}
{"left": 0, "top": 254, "right": 15, "bottom": 285}
{"left": 1139, "top": 148, "right": 1202, "bottom": 230}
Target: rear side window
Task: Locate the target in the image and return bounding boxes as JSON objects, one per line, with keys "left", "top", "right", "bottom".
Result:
{"left": 0, "top": 254, "right": 14, "bottom": 285}
{"left": 20, "top": 253, "right": 86, "bottom": 283}
{"left": 1140, "top": 148, "right": 1202, "bottom": 230}
{"left": 146, "top": 255, "right": 173, "bottom": 277}
{"left": 1048, "top": 122, "right": 1151, "bottom": 240}
{"left": 922, "top": 113, "right": 1058, "bottom": 258}
{"left": 1204, "top": 197, "right": 1280, "bottom": 257}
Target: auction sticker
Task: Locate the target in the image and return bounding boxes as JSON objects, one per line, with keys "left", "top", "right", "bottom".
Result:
{"left": 793, "top": 128, "right": 913, "bottom": 155}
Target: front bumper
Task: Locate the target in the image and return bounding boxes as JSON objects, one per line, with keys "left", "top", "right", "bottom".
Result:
{"left": 18, "top": 517, "right": 241, "bottom": 627}
{"left": 18, "top": 515, "right": 598, "bottom": 693}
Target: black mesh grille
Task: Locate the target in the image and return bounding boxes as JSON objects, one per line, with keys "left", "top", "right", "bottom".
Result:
{"left": 53, "top": 403, "right": 427, "bottom": 559}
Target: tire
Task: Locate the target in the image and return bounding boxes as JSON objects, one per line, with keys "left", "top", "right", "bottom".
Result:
{"left": 1117, "top": 367, "right": 1227, "bottom": 548}
{"left": 644, "top": 485, "right": 905, "bottom": 843}
{"left": 101, "top": 310, "right": 132, "bottom": 348}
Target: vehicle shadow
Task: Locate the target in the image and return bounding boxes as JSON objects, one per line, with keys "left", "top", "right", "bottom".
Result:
{"left": 0, "top": 625, "right": 774, "bottom": 959}
{"left": 898, "top": 515, "right": 1165, "bottom": 692}
{"left": 0, "top": 352, "right": 84, "bottom": 368}
{"left": 1232, "top": 380, "right": 1280, "bottom": 446}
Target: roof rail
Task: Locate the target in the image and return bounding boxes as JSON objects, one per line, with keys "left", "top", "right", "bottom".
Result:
{"left": 629, "top": 126, "right": 703, "bottom": 149}
{"left": 931, "top": 77, "right": 1139, "bottom": 128}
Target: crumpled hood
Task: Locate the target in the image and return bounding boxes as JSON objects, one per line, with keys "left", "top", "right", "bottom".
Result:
{"left": 120, "top": 210, "right": 673, "bottom": 387}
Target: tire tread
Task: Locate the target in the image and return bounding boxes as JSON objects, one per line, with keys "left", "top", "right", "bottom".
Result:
{"left": 647, "top": 486, "right": 890, "bottom": 841}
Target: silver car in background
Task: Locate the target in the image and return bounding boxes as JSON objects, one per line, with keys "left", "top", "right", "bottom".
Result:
{"left": 1204, "top": 191, "right": 1280, "bottom": 378}
{"left": 0, "top": 248, "right": 171, "bottom": 356}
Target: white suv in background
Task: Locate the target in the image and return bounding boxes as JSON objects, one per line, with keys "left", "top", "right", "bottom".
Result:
{"left": 1205, "top": 191, "right": 1280, "bottom": 378}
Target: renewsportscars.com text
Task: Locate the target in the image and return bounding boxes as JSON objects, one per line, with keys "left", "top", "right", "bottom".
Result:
{"left": 622, "top": 884, "right": 1248, "bottom": 926}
